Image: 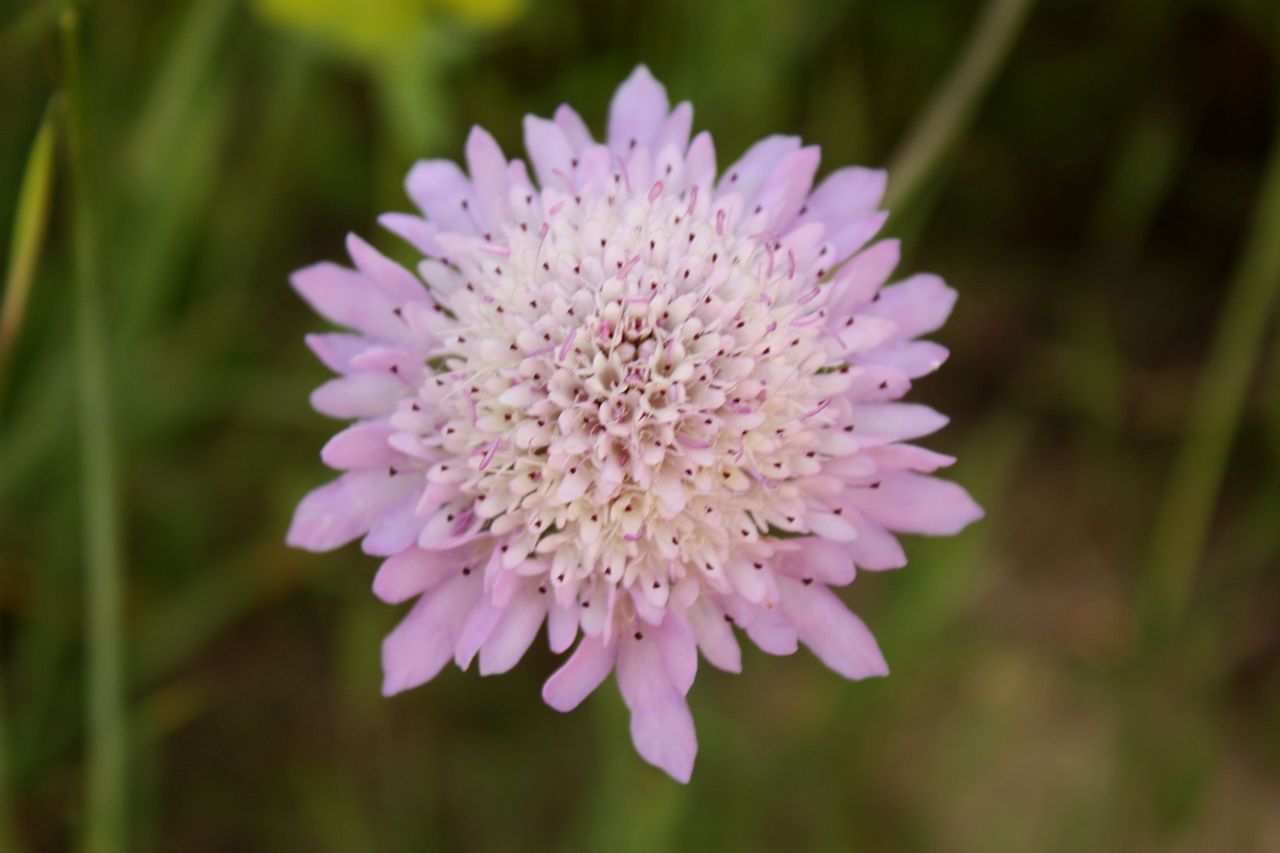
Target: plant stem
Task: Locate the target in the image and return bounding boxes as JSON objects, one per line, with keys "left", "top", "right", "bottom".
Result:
{"left": 61, "top": 9, "right": 128, "bottom": 853}
{"left": 1142, "top": 115, "right": 1280, "bottom": 640}
{"left": 885, "top": 0, "right": 1036, "bottom": 214}
{"left": 0, "top": 98, "right": 59, "bottom": 411}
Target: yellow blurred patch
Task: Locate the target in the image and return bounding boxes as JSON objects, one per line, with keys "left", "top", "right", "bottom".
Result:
{"left": 254, "top": 0, "right": 524, "bottom": 59}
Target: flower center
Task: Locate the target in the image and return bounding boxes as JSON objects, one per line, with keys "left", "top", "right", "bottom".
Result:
{"left": 398, "top": 179, "right": 848, "bottom": 605}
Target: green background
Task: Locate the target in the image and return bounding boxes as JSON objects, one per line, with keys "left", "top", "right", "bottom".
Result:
{"left": 2, "top": 0, "right": 1279, "bottom": 849}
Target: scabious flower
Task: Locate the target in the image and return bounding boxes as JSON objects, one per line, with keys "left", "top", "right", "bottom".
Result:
{"left": 288, "top": 65, "right": 982, "bottom": 782}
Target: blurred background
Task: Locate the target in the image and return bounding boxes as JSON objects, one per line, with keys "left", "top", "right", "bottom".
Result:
{"left": 2, "top": 0, "right": 1280, "bottom": 849}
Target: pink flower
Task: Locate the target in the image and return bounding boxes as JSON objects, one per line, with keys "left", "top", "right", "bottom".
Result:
{"left": 288, "top": 65, "right": 982, "bottom": 782}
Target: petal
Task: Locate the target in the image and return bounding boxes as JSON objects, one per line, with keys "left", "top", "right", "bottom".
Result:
{"left": 717, "top": 135, "right": 801, "bottom": 203}
{"left": 847, "top": 403, "right": 949, "bottom": 444}
{"left": 848, "top": 516, "right": 907, "bottom": 571}
{"left": 372, "top": 546, "right": 469, "bottom": 604}
{"left": 286, "top": 470, "right": 415, "bottom": 552}
{"left": 381, "top": 572, "right": 482, "bottom": 695}
{"left": 801, "top": 166, "right": 887, "bottom": 231}
{"left": 863, "top": 273, "right": 956, "bottom": 340}
{"left": 310, "top": 374, "right": 405, "bottom": 419}
{"left": 616, "top": 633, "right": 697, "bottom": 783}
{"left": 847, "top": 472, "right": 984, "bottom": 535}
{"left": 607, "top": 64, "right": 670, "bottom": 153}
{"left": 523, "top": 115, "right": 574, "bottom": 190}
{"left": 776, "top": 575, "right": 888, "bottom": 680}
{"left": 655, "top": 101, "right": 694, "bottom": 154}
{"left": 547, "top": 601, "right": 579, "bottom": 653}
{"left": 826, "top": 211, "right": 888, "bottom": 263}
{"left": 780, "top": 537, "right": 856, "bottom": 586}
{"left": 684, "top": 599, "right": 741, "bottom": 672}
{"left": 305, "top": 333, "right": 373, "bottom": 374}
{"left": 827, "top": 240, "right": 901, "bottom": 317}
{"left": 859, "top": 341, "right": 950, "bottom": 378}
{"left": 685, "top": 131, "right": 717, "bottom": 191}
{"left": 405, "top": 160, "right": 477, "bottom": 235}
{"left": 291, "top": 262, "right": 406, "bottom": 340}
{"left": 479, "top": 589, "right": 548, "bottom": 675}
{"left": 752, "top": 146, "right": 821, "bottom": 230}
{"left": 653, "top": 613, "right": 697, "bottom": 695}
{"left": 320, "top": 421, "right": 399, "bottom": 470}
{"left": 361, "top": 490, "right": 426, "bottom": 556}
{"left": 542, "top": 634, "right": 616, "bottom": 712}
{"left": 553, "top": 104, "right": 594, "bottom": 152}
{"left": 744, "top": 607, "right": 798, "bottom": 655}
{"left": 379, "top": 212, "right": 443, "bottom": 257}
{"left": 866, "top": 443, "right": 956, "bottom": 474}
{"left": 346, "top": 233, "right": 426, "bottom": 303}
{"left": 453, "top": 594, "right": 501, "bottom": 671}
{"left": 464, "top": 125, "right": 508, "bottom": 226}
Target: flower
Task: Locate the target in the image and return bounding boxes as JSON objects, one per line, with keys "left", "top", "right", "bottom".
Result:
{"left": 287, "top": 65, "right": 983, "bottom": 782}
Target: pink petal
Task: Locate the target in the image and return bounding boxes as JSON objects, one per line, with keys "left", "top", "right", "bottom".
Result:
{"left": 346, "top": 233, "right": 426, "bottom": 303}
{"left": 553, "top": 104, "right": 594, "bottom": 152}
{"left": 744, "top": 608, "right": 798, "bottom": 655}
{"left": 361, "top": 491, "right": 426, "bottom": 557}
{"left": 547, "top": 601, "right": 579, "bottom": 653}
{"left": 453, "top": 595, "right": 500, "bottom": 671}
{"left": 801, "top": 166, "right": 886, "bottom": 231}
{"left": 716, "top": 135, "right": 801, "bottom": 203}
{"left": 828, "top": 240, "right": 901, "bottom": 317}
{"left": 753, "top": 146, "right": 821, "bottom": 230}
{"left": 405, "top": 160, "right": 477, "bottom": 234}
{"left": 320, "top": 421, "right": 399, "bottom": 470}
{"left": 685, "top": 131, "right": 717, "bottom": 190}
{"left": 291, "top": 262, "right": 406, "bottom": 340}
{"left": 464, "top": 125, "right": 508, "bottom": 227}
{"left": 381, "top": 572, "right": 482, "bottom": 695}
{"left": 542, "top": 635, "right": 616, "bottom": 712}
{"left": 653, "top": 613, "right": 697, "bottom": 695}
{"left": 847, "top": 472, "right": 984, "bottom": 535}
{"left": 479, "top": 590, "right": 548, "bottom": 675}
{"left": 310, "top": 374, "right": 405, "bottom": 419}
{"left": 305, "top": 333, "right": 373, "bottom": 374}
{"left": 859, "top": 341, "right": 950, "bottom": 378}
{"left": 523, "top": 115, "right": 574, "bottom": 190}
{"left": 866, "top": 443, "right": 956, "bottom": 474}
{"left": 607, "top": 65, "right": 670, "bottom": 153}
{"left": 864, "top": 273, "right": 956, "bottom": 340}
{"left": 825, "top": 211, "right": 888, "bottom": 263}
{"left": 847, "top": 403, "right": 949, "bottom": 444}
{"left": 616, "top": 632, "right": 697, "bottom": 783}
{"left": 286, "top": 470, "right": 415, "bottom": 552}
{"left": 848, "top": 516, "right": 907, "bottom": 571}
{"left": 781, "top": 537, "right": 856, "bottom": 586}
{"left": 378, "top": 213, "right": 443, "bottom": 257}
{"left": 776, "top": 575, "right": 888, "bottom": 680}
{"left": 684, "top": 599, "right": 741, "bottom": 673}
{"left": 372, "top": 546, "right": 469, "bottom": 604}
{"left": 655, "top": 101, "right": 693, "bottom": 154}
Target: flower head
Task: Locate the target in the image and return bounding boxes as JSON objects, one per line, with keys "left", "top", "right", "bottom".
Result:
{"left": 288, "top": 65, "right": 982, "bottom": 782}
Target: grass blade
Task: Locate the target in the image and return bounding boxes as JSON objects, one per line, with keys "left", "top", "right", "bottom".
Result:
{"left": 60, "top": 9, "right": 128, "bottom": 853}
{"left": 885, "top": 0, "right": 1036, "bottom": 214}
{"left": 0, "top": 98, "right": 59, "bottom": 412}
{"left": 1142, "top": 107, "right": 1280, "bottom": 641}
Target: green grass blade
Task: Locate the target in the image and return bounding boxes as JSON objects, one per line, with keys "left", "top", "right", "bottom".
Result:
{"left": 0, "top": 98, "right": 59, "bottom": 412}
{"left": 1141, "top": 108, "right": 1280, "bottom": 641}
{"left": 60, "top": 9, "right": 128, "bottom": 853}
{"left": 885, "top": 0, "right": 1036, "bottom": 215}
